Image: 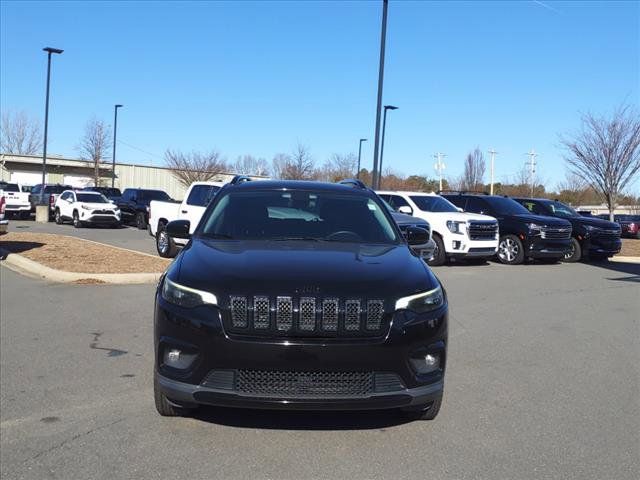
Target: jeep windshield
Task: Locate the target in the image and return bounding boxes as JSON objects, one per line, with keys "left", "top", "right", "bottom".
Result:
{"left": 199, "top": 190, "right": 399, "bottom": 244}
{"left": 410, "top": 195, "right": 459, "bottom": 213}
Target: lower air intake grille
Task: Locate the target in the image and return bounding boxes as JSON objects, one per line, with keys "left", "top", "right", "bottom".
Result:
{"left": 235, "top": 370, "right": 374, "bottom": 397}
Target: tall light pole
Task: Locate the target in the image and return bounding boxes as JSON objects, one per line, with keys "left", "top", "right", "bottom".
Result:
{"left": 525, "top": 149, "right": 538, "bottom": 197}
{"left": 40, "top": 47, "right": 63, "bottom": 207}
{"left": 371, "top": 0, "right": 389, "bottom": 190}
{"left": 433, "top": 152, "right": 446, "bottom": 192}
{"left": 357, "top": 138, "right": 367, "bottom": 179}
{"left": 112, "top": 104, "right": 123, "bottom": 188}
{"left": 488, "top": 148, "right": 498, "bottom": 195}
{"left": 377, "top": 105, "right": 398, "bottom": 188}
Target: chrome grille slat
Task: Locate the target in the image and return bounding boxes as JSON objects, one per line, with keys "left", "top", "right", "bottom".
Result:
{"left": 322, "top": 298, "right": 339, "bottom": 331}
{"left": 468, "top": 221, "right": 498, "bottom": 240}
{"left": 230, "top": 296, "right": 248, "bottom": 328}
{"left": 253, "top": 296, "right": 270, "bottom": 329}
{"left": 298, "top": 297, "right": 316, "bottom": 331}
{"left": 366, "top": 300, "right": 384, "bottom": 330}
{"left": 276, "top": 296, "right": 293, "bottom": 331}
{"left": 344, "top": 299, "right": 361, "bottom": 331}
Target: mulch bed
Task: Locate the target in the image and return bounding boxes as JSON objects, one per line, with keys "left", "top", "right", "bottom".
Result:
{"left": 0, "top": 232, "right": 171, "bottom": 274}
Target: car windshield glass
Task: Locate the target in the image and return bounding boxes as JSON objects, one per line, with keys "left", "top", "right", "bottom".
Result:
{"left": 410, "top": 195, "right": 458, "bottom": 213}
{"left": 140, "top": 190, "right": 170, "bottom": 201}
{"left": 0, "top": 183, "right": 20, "bottom": 192}
{"left": 199, "top": 190, "right": 398, "bottom": 244}
{"left": 544, "top": 200, "right": 578, "bottom": 218}
{"left": 616, "top": 215, "right": 640, "bottom": 222}
{"left": 45, "top": 185, "right": 70, "bottom": 194}
{"left": 76, "top": 193, "right": 109, "bottom": 203}
{"left": 485, "top": 196, "right": 530, "bottom": 215}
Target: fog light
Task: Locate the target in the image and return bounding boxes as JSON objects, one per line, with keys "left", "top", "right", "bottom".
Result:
{"left": 163, "top": 348, "right": 196, "bottom": 369}
{"left": 453, "top": 241, "right": 461, "bottom": 250}
{"left": 410, "top": 353, "right": 440, "bottom": 374}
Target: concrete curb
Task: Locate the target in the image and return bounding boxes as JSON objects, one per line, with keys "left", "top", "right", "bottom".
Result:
{"left": 610, "top": 256, "right": 640, "bottom": 264}
{"left": 0, "top": 248, "right": 163, "bottom": 285}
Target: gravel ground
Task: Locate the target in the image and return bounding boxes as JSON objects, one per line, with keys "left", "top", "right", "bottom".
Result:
{"left": 0, "top": 232, "right": 170, "bottom": 273}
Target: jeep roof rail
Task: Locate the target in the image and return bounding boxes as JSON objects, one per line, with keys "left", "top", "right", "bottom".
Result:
{"left": 229, "top": 175, "right": 253, "bottom": 185}
{"left": 338, "top": 179, "right": 368, "bottom": 189}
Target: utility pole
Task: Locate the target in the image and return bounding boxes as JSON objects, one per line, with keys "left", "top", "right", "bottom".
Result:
{"left": 433, "top": 152, "right": 446, "bottom": 192}
{"left": 357, "top": 138, "right": 367, "bottom": 179}
{"left": 488, "top": 148, "right": 498, "bottom": 195}
{"left": 371, "top": 0, "right": 389, "bottom": 190}
{"left": 525, "top": 149, "right": 538, "bottom": 197}
{"left": 112, "top": 104, "right": 123, "bottom": 188}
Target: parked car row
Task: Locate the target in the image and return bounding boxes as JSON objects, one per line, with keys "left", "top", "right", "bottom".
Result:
{"left": 0, "top": 194, "right": 8, "bottom": 235}
{"left": 596, "top": 214, "right": 640, "bottom": 239}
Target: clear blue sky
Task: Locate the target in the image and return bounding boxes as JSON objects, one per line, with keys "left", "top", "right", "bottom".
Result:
{"left": 1, "top": 0, "right": 638, "bottom": 190}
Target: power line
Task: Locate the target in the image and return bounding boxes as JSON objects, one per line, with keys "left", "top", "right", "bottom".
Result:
{"left": 116, "top": 139, "right": 163, "bottom": 165}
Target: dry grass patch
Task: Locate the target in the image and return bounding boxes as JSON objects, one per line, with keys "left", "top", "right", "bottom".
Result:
{"left": 620, "top": 238, "right": 640, "bottom": 257}
{"left": 1, "top": 232, "right": 170, "bottom": 274}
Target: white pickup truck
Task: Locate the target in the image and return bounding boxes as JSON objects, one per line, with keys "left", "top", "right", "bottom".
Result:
{"left": 0, "top": 182, "right": 31, "bottom": 219}
{"left": 149, "top": 181, "right": 225, "bottom": 257}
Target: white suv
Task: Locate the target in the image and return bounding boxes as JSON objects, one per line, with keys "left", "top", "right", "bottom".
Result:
{"left": 377, "top": 191, "right": 499, "bottom": 265}
{"left": 54, "top": 190, "right": 121, "bottom": 228}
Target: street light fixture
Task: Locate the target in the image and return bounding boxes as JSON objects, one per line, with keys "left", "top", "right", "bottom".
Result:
{"left": 39, "top": 47, "right": 63, "bottom": 211}
{"left": 357, "top": 138, "right": 367, "bottom": 179}
{"left": 112, "top": 104, "right": 123, "bottom": 188}
{"left": 377, "top": 105, "right": 398, "bottom": 189}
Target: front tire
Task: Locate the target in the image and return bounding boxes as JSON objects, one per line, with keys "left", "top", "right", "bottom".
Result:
{"left": 156, "top": 223, "right": 177, "bottom": 258}
{"left": 72, "top": 211, "right": 82, "bottom": 228}
{"left": 563, "top": 237, "right": 582, "bottom": 262}
{"left": 497, "top": 234, "right": 524, "bottom": 265}
{"left": 401, "top": 394, "right": 443, "bottom": 421}
{"left": 427, "top": 234, "right": 446, "bottom": 267}
{"left": 54, "top": 208, "right": 63, "bottom": 225}
{"left": 136, "top": 212, "right": 147, "bottom": 230}
{"left": 154, "top": 375, "right": 195, "bottom": 417}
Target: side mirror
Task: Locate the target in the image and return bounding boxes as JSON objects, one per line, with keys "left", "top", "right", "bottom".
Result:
{"left": 398, "top": 205, "right": 413, "bottom": 215}
{"left": 405, "top": 226, "right": 429, "bottom": 246}
{"left": 166, "top": 219, "right": 191, "bottom": 239}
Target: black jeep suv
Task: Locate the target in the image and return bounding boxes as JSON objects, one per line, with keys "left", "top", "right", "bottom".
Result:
{"left": 513, "top": 198, "right": 621, "bottom": 262}
{"left": 154, "top": 179, "right": 448, "bottom": 420}
{"left": 441, "top": 192, "right": 572, "bottom": 265}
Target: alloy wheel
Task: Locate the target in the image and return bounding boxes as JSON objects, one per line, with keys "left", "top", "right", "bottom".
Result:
{"left": 498, "top": 238, "right": 518, "bottom": 262}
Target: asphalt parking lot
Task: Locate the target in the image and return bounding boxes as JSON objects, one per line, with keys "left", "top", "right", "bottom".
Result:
{"left": 1, "top": 252, "right": 638, "bottom": 480}
{"left": 5, "top": 219, "right": 156, "bottom": 256}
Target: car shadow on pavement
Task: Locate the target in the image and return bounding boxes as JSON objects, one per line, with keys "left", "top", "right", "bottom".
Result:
{"left": 591, "top": 260, "right": 640, "bottom": 283}
{"left": 192, "top": 406, "right": 413, "bottom": 430}
{"left": 0, "top": 240, "right": 45, "bottom": 258}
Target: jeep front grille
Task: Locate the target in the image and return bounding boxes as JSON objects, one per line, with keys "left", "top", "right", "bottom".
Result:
{"left": 225, "top": 295, "right": 389, "bottom": 337}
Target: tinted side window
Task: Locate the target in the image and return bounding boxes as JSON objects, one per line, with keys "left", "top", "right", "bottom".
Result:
{"left": 385, "top": 195, "right": 410, "bottom": 210}
{"left": 465, "top": 197, "right": 490, "bottom": 215}
{"left": 521, "top": 201, "right": 544, "bottom": 215}
{"left": 186, "top": 185, "right": 220, "bottom": 206}
{"left": 444, "top": 195, "right": 466, "bottom": 209}
{"left": 121, "top": 190, "right": 133, "bottom": 201}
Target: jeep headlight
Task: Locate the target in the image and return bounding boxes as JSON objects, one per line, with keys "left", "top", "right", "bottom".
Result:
{"left": 161, "top": 277, "right": 218, "bottom": 308}
{"left": 446, "top": 220, "right": 465, "bottom": 235}
{"left": 395, "top": 285, "right": 444, "bottom": 313}
{"left": 81, "top": 204, "right": 92, "bottom": 210}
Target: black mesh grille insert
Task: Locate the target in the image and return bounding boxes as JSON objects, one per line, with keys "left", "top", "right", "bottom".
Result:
{"left": 235, "top": 370, "right": 374, "bottom": 397}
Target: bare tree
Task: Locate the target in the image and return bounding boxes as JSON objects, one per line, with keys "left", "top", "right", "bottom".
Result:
{"left": 555, "top": 172, "right": 590, "bottom": 206}
{"left": 271, "top": 143, "right": 316, "bottom": 180}
{"left": 165, "top": 149, "right": 228, "bottom": 187}
{"left": 232, "top": 155, "right": 269, "bottom": 176}
{"left": 0, "top": 110, "right": 43, "bottom": 155}
{"left": 319, "top": 153, "right": 358, "bottom": 182}
{"left": 462, "top": 147, "right": 486, "bottom": 191}
{"left": 79, "top": 118, "right": 111, "bottom": 186}
{"left": 561, "top": 105, "right": 640, "bottom": 220}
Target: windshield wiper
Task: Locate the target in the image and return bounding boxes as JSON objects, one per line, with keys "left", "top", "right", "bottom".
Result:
{"left": 270, "top": 237, "right": 321, "bottom": 242}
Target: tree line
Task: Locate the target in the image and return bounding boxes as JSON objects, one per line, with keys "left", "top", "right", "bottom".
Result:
{"left": 1, "top": 104, "right": 638, "bottom": 217}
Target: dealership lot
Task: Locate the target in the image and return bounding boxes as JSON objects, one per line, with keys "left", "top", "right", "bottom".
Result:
{"left": 1, "top": 257, "right": 638, "bottom": 480}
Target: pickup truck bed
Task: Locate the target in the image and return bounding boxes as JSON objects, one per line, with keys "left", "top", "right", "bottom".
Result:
{"left": 0, "top": 182, "right": 31, "bottom": 218}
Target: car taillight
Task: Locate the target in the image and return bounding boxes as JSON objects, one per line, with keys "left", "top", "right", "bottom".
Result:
{"left": 0, "top": 196, "right": 5, "bottom": 214}
{"left": 49, "top": 194, "right": 55, "bottom": 206}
